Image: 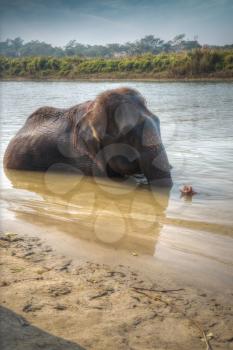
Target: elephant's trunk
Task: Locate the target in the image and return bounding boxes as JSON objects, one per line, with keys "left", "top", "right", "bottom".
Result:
{"left": 140, "top": 144, "right": 173, "bottom": 187}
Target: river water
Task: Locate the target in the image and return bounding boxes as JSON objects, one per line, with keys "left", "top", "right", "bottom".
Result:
{"left": 0, "top": 81, "right": 233, "bottom": 290}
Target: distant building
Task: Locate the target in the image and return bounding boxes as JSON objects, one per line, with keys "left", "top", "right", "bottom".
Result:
{"left": 113, "top": 52, "right": 127, "bottom": 58}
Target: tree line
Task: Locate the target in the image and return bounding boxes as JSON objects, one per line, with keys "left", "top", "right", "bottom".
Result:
{"left": 0, "top": 34, "right": 205, "bottom": 57}
{"left": 1, "top": 48, "right": 233, "bottom": 79}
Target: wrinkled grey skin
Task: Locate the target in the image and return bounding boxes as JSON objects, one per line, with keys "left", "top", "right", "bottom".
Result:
{"left": 4, "top": 88, "right": 173, "bottom": 187}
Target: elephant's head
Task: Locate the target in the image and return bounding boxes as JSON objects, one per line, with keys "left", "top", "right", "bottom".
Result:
{"left": 75, "top": 88, "right": 173, "bottom": 187}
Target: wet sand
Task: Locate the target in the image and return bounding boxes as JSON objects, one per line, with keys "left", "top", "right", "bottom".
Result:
{"left": 1, "top": 170, "right": 233, "bottom": 293}
{"left": 1, "top": 231, "right": 233, "bottom": 350}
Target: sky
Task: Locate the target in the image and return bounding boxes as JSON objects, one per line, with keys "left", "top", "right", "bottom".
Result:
{"left": 0, "top": 0, "right": 233, "bottom": 46}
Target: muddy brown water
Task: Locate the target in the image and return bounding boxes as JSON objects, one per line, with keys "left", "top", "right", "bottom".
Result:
{"left": 0, "top": 81, "right": 233, "bottom": 292}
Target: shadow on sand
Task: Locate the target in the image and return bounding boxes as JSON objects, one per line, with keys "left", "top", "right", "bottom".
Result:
{"left": 0, "top": 306, "right": 86, "bottom": 350}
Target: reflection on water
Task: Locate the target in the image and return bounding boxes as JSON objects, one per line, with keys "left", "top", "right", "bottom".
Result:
{"left": 2, "top": 169, "right": 171, "bottom": 256}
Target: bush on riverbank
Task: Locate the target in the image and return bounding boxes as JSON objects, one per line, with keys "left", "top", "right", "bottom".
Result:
{"left": 0, "top": 48, "right": 233, "bottom": 79}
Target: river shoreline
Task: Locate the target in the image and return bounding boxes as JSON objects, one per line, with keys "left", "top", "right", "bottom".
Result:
{"left": 1, "top": 230, "right": 232, "bottom": 350}
{"left": 1, "top": 76, "right": 233, "bottom": 82}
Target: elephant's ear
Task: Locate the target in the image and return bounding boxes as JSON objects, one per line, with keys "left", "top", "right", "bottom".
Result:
{"left": 73, "top": 103, "right": 107, "bottom": 157}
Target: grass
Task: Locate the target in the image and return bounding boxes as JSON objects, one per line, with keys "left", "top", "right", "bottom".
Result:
{"left": 1, "top": 48, "right": 233, "bottom": 80}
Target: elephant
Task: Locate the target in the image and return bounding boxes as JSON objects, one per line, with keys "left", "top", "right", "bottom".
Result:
{"left": 4, "top": 87, "right": 173, "bottom": 187}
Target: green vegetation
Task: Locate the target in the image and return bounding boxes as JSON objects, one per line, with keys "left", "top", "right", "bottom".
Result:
{"left": 1, "top": 34, "right": 232, "bottom": 79}
{"left": 1, "top": 49, "right": 233, "bottom": 80}
{"left": 0, "top": 34, "right": 202, "bottom": 58}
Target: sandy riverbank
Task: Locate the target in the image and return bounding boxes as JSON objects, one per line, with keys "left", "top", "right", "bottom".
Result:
{"left": 0, "top": 231, "right": 232, "bottom": 350}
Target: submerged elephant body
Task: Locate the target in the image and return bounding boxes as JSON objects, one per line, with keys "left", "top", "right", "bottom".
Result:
{"left": 4, "top": 87, "right": 172, "bottom": 187}
{"left": 4, "top": 101, "right": 95, "bottom": 174}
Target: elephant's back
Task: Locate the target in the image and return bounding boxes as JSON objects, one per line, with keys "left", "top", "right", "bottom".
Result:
{"left": 3, "top": 106, "right": 72, "bottom": 170}
{"left": 26, "top": 106, "right": 67, "bottom": 125}
{"left": 24, "top": 100, "right": 92, "bottom": 127}
{"left": 3, "top": 100, "right": 93, "bottom": 170}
